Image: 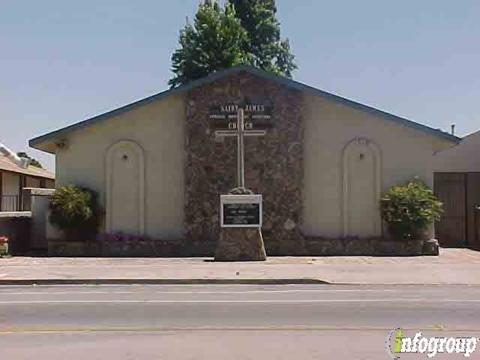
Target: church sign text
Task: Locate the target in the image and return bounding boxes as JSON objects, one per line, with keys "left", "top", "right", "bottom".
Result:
{"left": 220, "top": 194, "right": 262, "bottom": 228}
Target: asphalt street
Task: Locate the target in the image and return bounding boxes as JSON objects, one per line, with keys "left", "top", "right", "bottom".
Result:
{"left": 0, "top": 284, "right": 479, "bottom": 359}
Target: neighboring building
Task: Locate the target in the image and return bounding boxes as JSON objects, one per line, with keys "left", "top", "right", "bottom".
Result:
{"left": 434, "top": 130, "right": 480, "bottom": 172}
{"left": 0, "top": 149, "right": 55, "bottom": 212}
{"left": 433, "top": 130, "right": 480, "bottom": 249}
{"left": 29, "top": 66, "right": 459, "bottom": 255}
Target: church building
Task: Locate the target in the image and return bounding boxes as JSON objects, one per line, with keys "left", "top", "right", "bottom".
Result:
{"left": 30, "top": 66, "right": 459, "bottom": 255}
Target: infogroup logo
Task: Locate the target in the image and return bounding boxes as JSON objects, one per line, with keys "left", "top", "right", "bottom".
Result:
{"left": 386, "top": 328, "right": 479, "bottom": 359}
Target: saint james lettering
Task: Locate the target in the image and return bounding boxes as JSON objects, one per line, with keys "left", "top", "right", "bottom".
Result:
{"left": 209, "top": 102, "right": 272, "bottom": 131}
{"left": 220, "top": 104, "right": 266, "bottom": 113}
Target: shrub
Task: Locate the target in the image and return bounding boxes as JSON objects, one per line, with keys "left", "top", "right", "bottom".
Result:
{"left": 49, "top": 185, "right": 101, "bottom": 240}
{"left": 380, "top": 179, "right": 443, "bottom": 240}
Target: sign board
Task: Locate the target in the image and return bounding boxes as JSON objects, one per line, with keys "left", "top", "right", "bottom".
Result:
{"left": 220, "top": 194, "right": 262, "bottom": 228}
{"left": 210, "top": 103, "right": 273, "bottom": 131}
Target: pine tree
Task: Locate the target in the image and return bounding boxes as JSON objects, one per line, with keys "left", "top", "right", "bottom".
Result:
{"left": 169, "top": 0, "right": 296, "bottom": 87}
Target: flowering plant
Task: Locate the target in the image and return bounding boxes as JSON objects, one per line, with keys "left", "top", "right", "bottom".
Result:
{"left": 97, "top": 233, "right": 152, "bottom": 251}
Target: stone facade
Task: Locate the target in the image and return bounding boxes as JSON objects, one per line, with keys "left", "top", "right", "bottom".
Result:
{"left": 215, "top": 227, "right": 267, "bottom": 261}
{"left": 185, "top": 71, "right": 305, "bottom": 255}
{"left": 306, "top": 237, "right": 439, "bottom": 256}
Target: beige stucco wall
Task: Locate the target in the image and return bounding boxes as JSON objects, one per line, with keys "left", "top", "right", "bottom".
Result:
{"left": 55, "top": 94, "right": 186, "bottom": 239}
{"left": 302, "top": 93, "right": 452, "bottom": 238}
{"left": 434, "top": 130, "right": 480, "bottom": 172}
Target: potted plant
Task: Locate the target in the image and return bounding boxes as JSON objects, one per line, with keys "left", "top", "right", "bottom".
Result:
{"left": 381, "top": 179, "right": 443, "bottom": 243}
{"left": 49, "top": 185, "right": 101, "bottom": 255}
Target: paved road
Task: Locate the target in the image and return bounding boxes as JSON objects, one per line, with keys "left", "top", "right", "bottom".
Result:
{"left": 0, "top": 284, "right": 479, "bottom": 359}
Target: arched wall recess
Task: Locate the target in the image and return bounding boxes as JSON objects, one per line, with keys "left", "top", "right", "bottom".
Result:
{"left": 341, "top": 137, "right": 382, "bottom": 238}
{"left": 105, "top": 140, "right": 145, "bottom": 235}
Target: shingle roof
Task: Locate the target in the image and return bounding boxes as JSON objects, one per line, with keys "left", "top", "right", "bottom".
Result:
{"left": 29, "top": 65, "right": 460, "bottom": 153}
{"left": 0, "top": 154, "right": 55, "bottom": 179}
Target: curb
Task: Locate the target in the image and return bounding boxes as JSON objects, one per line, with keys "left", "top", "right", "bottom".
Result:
{"left": 0, "top": 278, "right": 330, "bottom": 286}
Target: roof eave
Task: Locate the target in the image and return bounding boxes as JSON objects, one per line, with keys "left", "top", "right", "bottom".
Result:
{"left": 29, "top": 65, "right": 461, "bottom": 149}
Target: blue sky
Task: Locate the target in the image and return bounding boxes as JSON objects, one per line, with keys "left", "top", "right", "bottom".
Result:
{"left": 1, "top": 0, "right": 479, "bottom": 170}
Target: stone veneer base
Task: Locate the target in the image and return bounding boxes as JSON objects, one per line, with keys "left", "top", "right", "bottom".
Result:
{"left": 306, "top": 237, "right": 439, "bottom": 256}
{"left": 215, "top": 227, "right": 267, "bottom": 261}
{"left": 47, "top": 237, "right": 439, "bottom": 257}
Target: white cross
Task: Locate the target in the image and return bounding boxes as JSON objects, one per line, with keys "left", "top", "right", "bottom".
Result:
{"left": 215, "top": 108, "right": 266, "bottom": 189}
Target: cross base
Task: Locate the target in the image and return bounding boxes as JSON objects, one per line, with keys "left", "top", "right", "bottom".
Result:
{"left": 215, "top": 227, "right": 266, "bottom": 261}
{"left": 228, "top": 187, "right": 253, "bottom": 195}
{"left": 215, "top": 187, "right": 267, "bottom": 262}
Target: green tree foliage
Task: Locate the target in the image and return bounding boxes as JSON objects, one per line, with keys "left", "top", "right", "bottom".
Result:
{"left": 17, "top": 152, "right": 43, "bottom": 168}
{"left": 169, "top": 1, "right": 251, "bottom": 88}
{"left": 229, "top": 0, "right": 296, "bottom": 77}
{"left": 169, "top": 0, "right": 296, "bottom": 87}
{"left": 380, "top": 179, "right": 443, "bottom": 240}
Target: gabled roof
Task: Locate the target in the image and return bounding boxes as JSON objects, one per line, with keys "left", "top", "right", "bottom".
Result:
{"left": 30, "top": 65, "right": 460, "bottom": 153}
{"left": 0, "top": 154, "right": 55, "bottom": 179}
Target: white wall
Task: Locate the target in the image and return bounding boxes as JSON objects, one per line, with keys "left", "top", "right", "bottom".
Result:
{"left": 55, "top": 94, "right": 186, "bottom": 239}
{"left": 302, "top": 93, "right": 452, "bottom": 238}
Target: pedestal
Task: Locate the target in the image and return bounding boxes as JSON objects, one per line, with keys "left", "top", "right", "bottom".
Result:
{"left": 422, "top": 239, "right": 439, "bottom": 256}
{"left": 215, "top": 227, "right": 267, "bottom": 261}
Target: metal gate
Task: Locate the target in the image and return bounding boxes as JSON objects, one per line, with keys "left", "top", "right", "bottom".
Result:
{"left": 434, "top": 172, "right": 480, "bottom": 249}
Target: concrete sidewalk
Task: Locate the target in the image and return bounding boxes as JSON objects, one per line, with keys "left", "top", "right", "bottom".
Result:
{"left": 0, "top": 248, "right": 479, "bottom": 285}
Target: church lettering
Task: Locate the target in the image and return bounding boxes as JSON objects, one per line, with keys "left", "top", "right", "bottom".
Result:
{"left": 221, "top": 104, "right": 239, "bottom": 113}
{"left": 219, "top": 104, "right": 267, "bottom": 114}
{"left": 245, "top": 104, "right": 265, "bottom": 112}
{"left": 209, "top": 102, "right": 272, "bottom": 131}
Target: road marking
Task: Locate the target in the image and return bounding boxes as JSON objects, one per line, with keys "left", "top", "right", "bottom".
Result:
{"left": 0, "top": 299, "right": 479, "bottom": 304}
